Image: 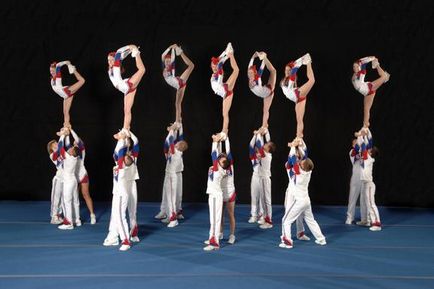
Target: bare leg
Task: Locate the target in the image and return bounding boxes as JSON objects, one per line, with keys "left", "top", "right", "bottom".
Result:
{"left": 222, "top": 95, "right": 233, "bottom": 134}
{"left": 297, "top": 62, "right": 315, "bottom": 98}
{"left": 179, "top": 52, "right": 195, "bottom": 83}
{"left": 63, "top": 97, "right": 74, "bottom": 127}
{"left": 226, "top": 201, "right": 236, "bottom": 236}
{"left": 363, "top": 93, "right": 375, "bottom": 128}
{"left": 370, "top": 65, "right": 388, "bottom": 91}
{"left": 263, "top": 58, "right": 276, "bottom": 91}
{"left": 80, "top": 182, "right": 95, "bottom": 215}
{"left": 68, "top": 71, "right": 85, "bottom": 94}
{"left": 262, "top": 94, "right": 274, "bottom": 128}
{"left": 295, "top": 100, "right": 306, "bottom": 138}
{"left": 128, "top": 54, "right": 146, "bottom": 89}
{"left": 175, "top": 87, "right": 186, "bottom": 123}
{"left": 226, "top": 54, "right": 239, "bottom": 91}
{"left": 123, "top": 90, "right": 137, "bottom": 130}
{"left": 220, "top": 203, "right": 226, "bottom": 235}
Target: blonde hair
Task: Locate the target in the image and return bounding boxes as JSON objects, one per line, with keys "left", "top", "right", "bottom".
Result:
{"left": 47, "top": 140, "right": 57, "bottom": 154}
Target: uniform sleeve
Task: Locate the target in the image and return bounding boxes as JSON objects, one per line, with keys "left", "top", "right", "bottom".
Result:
{"left": 249, "top": 134, "right": 258, "bottom": 166}
{"left": 264, "top": 130, "right": 271, "bottom": 143}
{"left": 176, "top": 124, "right": 184, "bottom": 142}
{"left": 257, "top": 134, "right": 266, "bottom": 158}
{"left": 114, "top": 139, "right": 128, "bottom": 169}
{"left": 211, "top": 141, "right": 219, "bottom": 172}
{"left": 225, "top": 137, "right": 233, "bottom": 163}
{"left": 163, "top": 130, "right": 175, "bottom": 160}
{"left": 57, "top": 135, "right": 66, "bottom": 159}
{"left": 129, "top": 131, "right": 139, "bottom": 159}
{"left": 287, "top": 146, "right": 301, "bottom": 176}
{"left": 114, "top": 45, "right": 131, "bottom": 67}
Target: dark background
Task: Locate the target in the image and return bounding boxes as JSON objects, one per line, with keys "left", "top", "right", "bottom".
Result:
{"left": 0, "top": 0, "right": 433, "bottom": 207}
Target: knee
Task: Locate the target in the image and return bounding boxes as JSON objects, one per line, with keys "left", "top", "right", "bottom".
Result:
{"left": 189, "top": 62, "right": 195, "bottom": 70}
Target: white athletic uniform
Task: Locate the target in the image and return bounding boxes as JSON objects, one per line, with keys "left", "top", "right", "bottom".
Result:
{"left": 346, "top": 136, "right": 368, "bottom": 223}
{"left": 210, "top": 49, "right": 231, "bottom": 98}
{"left": 280, "top": 56, "right": 304, "bottom": 103}
{"left": 361, "top": 153, "right": 381, "bottom": 227}
{"left": 249, "top": 133, "right": 264, "bottom": 218}
{"left": 352, "top": 56, "right": 376, "bottom": 96}
{"left": 108, "top": 45, "right": 135, "bottom": 95}
{"left": 221, "top": 138, "right": 236, "bottom": 203}
{"left": 257, "top": 132, "right": 272, "bottom": 224}
{"left": 49, "top": 149, "right": 63, "bottom": 218}
{"left": 206, "top": 142, "right": 227, "bottom": 246}
{"left": 127, "top": 131, "right": 140, "bottom": 237}
{"left": 248, "top": 57, "right": 273, "bottom": 98}
{"left": 162, "top": 47, "right": 186, "bottom": 90}
{"left": 69, "top": 130, "right": 89, "bottom": 185}
{"left": 51, "top": 61, "right": 74, "bottom": 99}
{"left": 281, "top": 146, "right": 325, "bottom": 246}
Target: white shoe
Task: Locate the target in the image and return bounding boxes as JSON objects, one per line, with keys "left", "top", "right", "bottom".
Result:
{"left": 302, "top": 53, "right": 312, "bottom": 65}
{"left": 50, "top": 216, "right": 63, "bottom": 225}
{"left": 175, "top": 46, "right": 183, "bottom": 56}
{"left": 279, "top": 242, "right": 293, "bottom": 249}
{"left": 259, "top": 223, "right": 273, "bottom": 229}
{"left": 297, "top": 234, "right": 311, "bottom": 241}
{"left": 204, "top": 239, "right": 210, "bottom": 245}
{"left": 258, "top": 52, "right": 266, "bottom": 60}
{"left": 131, "top": 47, "right": 140, "bottom": 58}
{"left": 119, "top": 244, "right": 131, "bottom": 251}
{"left": 356, "top": 220, "right": 371, "bottom": 227}
{"left": 161, "top": 217, "right": 170, "bottom": 224}
{"left": 130, "top": 236, "right": 140, "bottom": 243}
{"left": 369, "top": 226, "right": 382, "bottom": 231}
{"left": 345, "top": 218, "right": 353, "bottom": 225}
{"left": 228, "top": 234, "right": 236, "bottom": 244}
{"left": 67, "top": 64, "right": 76, "bottom": 74}
{"left": 75, "top": 220, "right": 82, "bottom": 227}
{"left": 226, "top": 42, "right": 234, "bottom": 54}
{"left": 219, "top": 233, "right": 223, "bottom": 240}
{"left": 167, "top": 220, "right": 178, "bottom": 228}
{"left": 90, "top": 214, "right": 96, "bottom": 225}
{"left": 154, "top": 211, "right": 166, "bottom": 219}
{"left": 177, "top": 214, "right": 184, "bottom": 220}
{"left": 103, "top": 238, "right": 119, "bottom": 246}
{"left": 257, "top": 216, "right": 265, "bottom": 225}
{"left": 315, "top": 239, "right": 327, "bottom": 246}
{"left": 203, "top": 245, "right": 219, "bottom": 251}
{"left": 383, "top": 71, "right": 390, "bottom": 83}
{"left": 372, "top": 58, "right": 379, "bottom": 69}
{"left": 248, "top": 216, "right": 258, "bottom": 223}
{"left": 58, "top": 224, "right": 74, "bottom": 230}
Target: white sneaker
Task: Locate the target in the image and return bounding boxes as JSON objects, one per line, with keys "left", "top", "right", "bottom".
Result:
{"left": 257, "top": 216, "right": 265, "bottom": 225}
{"left": 228, "top": 234, "right": 236, "bottom": 244}
{"left": 75, "top": 220, "right": 82, "bottom": 227}
{"left": 259, "top": 223, "right": 273, "bottom": 229}
{"left": 279, "top": 242, "right": 293, "bottom": 249}
{"left": 248, "top": 216, "right": 258, "bottom": 223}
{"left": 315, "top": 239, "right": 327, "bottom": 246}
{"left": 167, "top": 220, "right": 178, "bottom": 228}
{"left": 119, "top": 244, "right": 131, "bottom": 251}
{"left": 383, "top": 71, "right": 390, "bottom": 83}
{"left": 103, "top": 238, "right": 119, "bottom": 246}
{"left": 369, "top": 226, "right": 382, "bottom": 231}
{"left": 356, "top": 220, "right": 371, "bottom": 227}
{"left": 161, "top": 217, "right": 170, "bottom": 224}
{"left": 58, "top": 224, "right": 74, "bottom": 230}
{"left": 219, "top": 233, "right": 223, "bottom": 240}
{"left": 258, "top": 52, "right": 266, "bottom": 60}
{"left": 50, "top": 216, "right": 63, "bottom": 225}
{"left": 345, "top": 218, "right": 353, "bottom": 225}
{"left": 130, "top": 236, "right": 140, "bottom": 243}
{"left": 131, "top": 47, "right": 140, "bottom": 58}
{"left": 203, "top": 245, "right": 219, "bottom": 251}
{"left": 90, "top": 214, "right": 96, "bottom": 225}
{"left": 67, "top": 64, "right": 76, "bottom": 74}
{"left": 372, "top": 58, "right": 379, "bottom": 69}
{"left": 302, "top": 53, "right": 312, "bottom": 65}
{"left": 226, "top": 42, "right": 234, "bottom": 54}
{"left": 177, "top": 214, "right": 184, "bottom": 220}
{"left": 154, "top": 211, "right": 166, "bottom": 219}
{"left": 297, "top": 234, "right": 311, "bottom": 241}
{"left": 175, "top": 46, "right": 183, "bottom": 56}
{"left": 204, "top": 239, "right": 210, "bottom": 245}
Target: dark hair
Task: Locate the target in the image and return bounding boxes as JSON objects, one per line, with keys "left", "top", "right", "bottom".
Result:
{"left": 176, "top": 140, "right": 188, "bottom": 152}
{"left": 124, "top": 155, "right": 134, "bottom": 167}
{"left": 266, "top": 142, "right": 276, "bottom": 153}
{"left": 219, "top": 158, "right": 230, "bottom": 170}
{"left": 70, "top": 146, "right": 80, "bottom": 157}
{"left": 370, "top": 146, "right": 379, "bottom": 158}
{"left": 302, "top": 158, "right": 314, "bottom": 172}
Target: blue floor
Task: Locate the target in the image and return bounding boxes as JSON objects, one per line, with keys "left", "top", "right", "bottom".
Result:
{"left": 0, "top": 201, "right": 434, "bottom": 289}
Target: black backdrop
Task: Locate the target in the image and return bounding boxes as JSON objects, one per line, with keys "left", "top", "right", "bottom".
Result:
{"left": 1, "top": 0, "right": 433, "bottom": 207}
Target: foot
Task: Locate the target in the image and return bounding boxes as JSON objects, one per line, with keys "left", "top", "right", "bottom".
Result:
{"left": 90, "top": 214, "right": 96, "bottom": 225}
{"left": 257, "top": 216, "right": 265, "bottom": 225}
{"left": 154, "top": 211, "right": 167, "bottom": 219}
{"left": 248, "top": 216, "right": 258, "bottom": 223}
{"left": 302, "top": 53, "right": 312, "bottom": 65}
{"left": 383, "top": 71, "right": 390, "bottom": 83}
{"left": 58, "top": 224, "right": 74, "bottom": 230}
{"left": 226, "top": 42, "right": 234, "bottom": 55}
{"left": 279, "top": 237, "right": 293, "bottom": 249}
{"left": 175, "top": 46, "right": 183, "bottom": 56}
{"left": 356, "top": 220, "right": 371, "bottom": 227}
{"left": 103, "top": 237, "right": 119, "bottom": 246}
{"left": 203, "top": 234, "right": 223, "bottom": 245}
{"left": 75, "top": 219, "right": 82, "bottom": 227}
{"left": 161, "top": 217, "right": 170, "bottom": 224}
{"left": 345, "top": 218, "right": 353, "bottom": 225}
{"left": 50, "top": 215, "right": 63, "bottom": 225}
{"left": 228, "top": 234, "right": 236, "bottom": 244}
{"left": 67, "top": 64, "right": 76, "bottom": 74}
{"left": 315, "top": 239, "right": 327, "bottom": 246}
{"left": 297, "top": 233, "right": 311, "bottom": 241}
{"left": 119, "top": 244, "right": 131, "bottom": 251}
{"left": 369, "top": 225, "right": 382, "bottom": 231}
{"left": 259, "top": 223, "right": 273, "bottom": 229}
{"left": 203, "top": 244, "right": 219, "bottom": 251}
{"left": 177, "top": 214, "right": 185, "bottom": 220}
{"left": 167, "top": 220, "right": 179, "bottom": 228}
{"left": 130, "top": 236, "right": 140, "bottom": 243}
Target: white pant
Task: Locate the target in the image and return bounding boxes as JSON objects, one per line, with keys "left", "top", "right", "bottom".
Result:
{"left": 346, "top": 178, "right": 367, "bottom": 222}
{"left": 362, "top": 181, "right": 381, "bottom": 225}
{"left": 250, "top": 173, "right": 264, "bottom": 217}
{"left": 50, "top": 176, "right": 63, "bottom": 217}
{"left": 128, "top": 181, "right": 138, "bottom": 235}
{"left": 283, "top": 188, "right": 305, "bottom": 234}
{"left": 62, "top": 178, "right": 79, "bottom": 224}
{"left": 176, "top": 172, "right": 183, "bottom": 213}
{"left": 109, "top": 193, "right": 130, "bottom": 243}
{"left": 208, "top": 193, "right": 223, "bottom": 245}
{"left": 163, "top": 172, "right": 178, "bottom": 220}
{"left": 259, "top": 176, "right": 272, "bottom": 223}
{"left": 282, "top": 196, "right": 325, "bottom": 243}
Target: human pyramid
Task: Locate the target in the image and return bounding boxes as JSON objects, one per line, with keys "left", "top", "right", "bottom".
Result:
{"left": 47, "top": 43, "right": 390, "bottom": 251}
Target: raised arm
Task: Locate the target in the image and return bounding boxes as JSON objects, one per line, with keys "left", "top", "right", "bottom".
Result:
{"left": 211, "top": 141, "right": 219, "bottom": 171}
{"left": 129, "top": 130, "right": 139, "bottom": 159}
{"left": 176, "top": 124, "right": 184, "bottom": 142}
{"left": 57, "top": 135, "right": 66, "bottom": 159}
{"left": 116, "top": 45, "right": 132, "bottom": 61}
{"left": 358, "top": 56, "right": 375, "bottom": 65}
{"left": 163, "top": 130, "right": 176, "bottom": 160}
{"left": 249, "top": 133, "right": 258, "bottom": 166}
{"left": 297, "top": 139, "right": 308, "bottom": 160}
{"left": 114, "top": 138, "right": 128, "bottom": 169}
{"left": 263, "top": 128, "right": 271, "bottom": 143}
{"left": 70, "top": 129, "right": 85, "bottom": 160}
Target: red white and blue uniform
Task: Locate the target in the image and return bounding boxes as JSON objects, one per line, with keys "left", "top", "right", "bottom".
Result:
{"left": 162, "top": 47, "right": 186, "bottom": 90}
{"left": 210, "top": 49, "right": 232, "bottom": 98}
{"left": 248, "top": 57, "right": 273, "bottom": 98}
{"left": 49, "top": 138, "right": 64, "bottom": 219}
{"left": 69, "top": 129, "right": 89, "bottom": 184}
{"left": 249, "top": 133, "right": 264, "bottom": 218}
{"left": 221, "top": 137, "right": 236, "bottom": 203}
{"left": 257, "top": 131, "right": 273, "bottom": 225}
{"left": 352, "top": 56, "right": 376, "bottom": 96}
{"left": 281, "top": 56, "right": 305, "bottom": 103}
{"left": 128, "top": 131, "right": 140, "bottom": 238}
{"left": 51, "top": 61, "right": 74, "bottom": 99}
{"left": 108, "top": 46, "right": 136, "bottom": 95}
